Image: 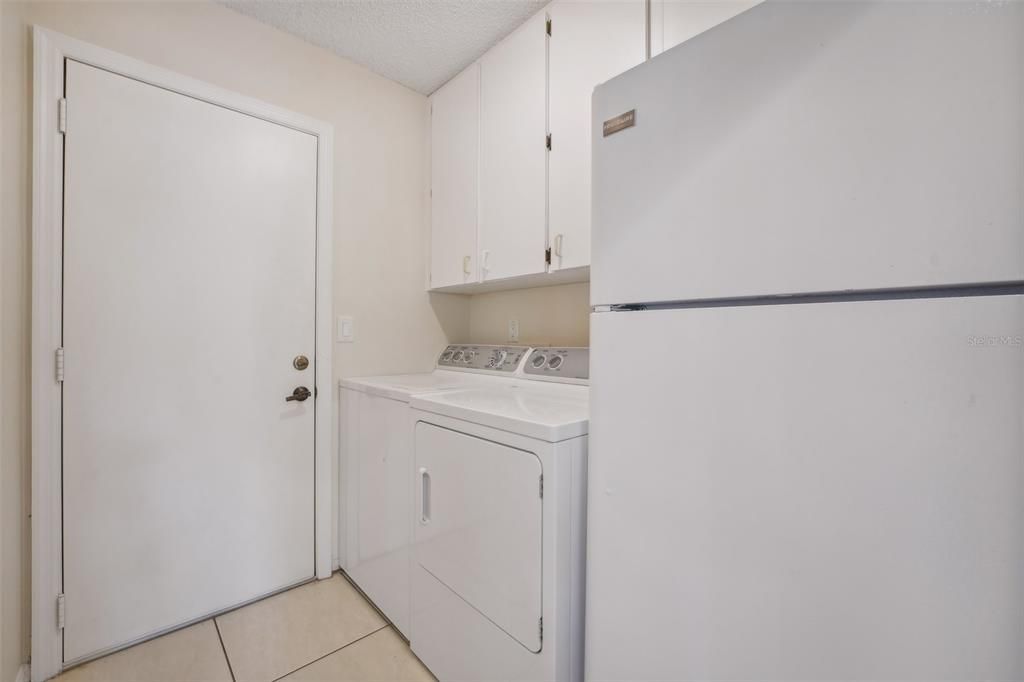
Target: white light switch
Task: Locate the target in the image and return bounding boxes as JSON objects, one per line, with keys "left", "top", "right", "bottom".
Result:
{"left": 508, "top": 319, "right": 520, "bottom": 342}
{"left": 337, "top": 315, "right": 354, "bottom": 343}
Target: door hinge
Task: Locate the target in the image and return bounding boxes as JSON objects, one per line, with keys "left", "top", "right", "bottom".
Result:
{"left": 56, "top": 594, "right": 66, "bottom": 630}
{"left": 545, "top": 18, "right": 551, "bottom": 36}
{"left": 544, "top": 248, "right": 552, "bottom": 266}
{"left": 546, "top": 133, "right": 552, "bottom": 151}
{"left": 58, "top": 98, "right": 67, "bottom": 134}
{"left": 538, "top": 616, "right": 544, "bottom": 642}
{"left": 55, "top": 347, "right": 65, "bottom": 383}
{"left": 539, "top": 474, "right": 544, "bottom": 498}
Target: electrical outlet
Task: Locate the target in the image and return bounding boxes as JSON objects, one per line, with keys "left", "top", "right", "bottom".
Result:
{"left": 508, "top": 319, "right": 520, "bottom": 342}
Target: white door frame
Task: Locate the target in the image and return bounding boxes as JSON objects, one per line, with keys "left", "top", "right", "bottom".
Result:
{"left": 31, "top": 27, "right": 334, "bottom": 682}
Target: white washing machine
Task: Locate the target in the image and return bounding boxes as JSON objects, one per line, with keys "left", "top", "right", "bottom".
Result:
{"left": 339, "top": 345, "right": 531, "bottom": 636}
{"left": 408, "top": 348, "right": 590, "bottom": 682}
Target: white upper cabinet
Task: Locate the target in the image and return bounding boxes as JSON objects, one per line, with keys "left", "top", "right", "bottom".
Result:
{"left": 427, "top": 1, "right": 651, "bottom": 292}
{"left": 430, "top": 63, "right": 480, "bottom": 289}
{"left": 479, "top": 10, "right": 549, "bottom": 283}
{"left": 548, "top": 0, "right": 646, "bottom": 272}
{"left": 652, "top": 0, "right": 762, "bottom": 55}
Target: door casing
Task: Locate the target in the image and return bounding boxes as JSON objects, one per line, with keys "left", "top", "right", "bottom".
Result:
{"left": 31, "top": 27, "right": 335, "bottom": 682}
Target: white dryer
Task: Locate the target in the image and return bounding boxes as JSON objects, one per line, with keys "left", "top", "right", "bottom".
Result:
{"left": 339, "top": 345, "right": 531, "bottom": 636}
{"left": 409, "top": 348, "right": 590, "bottom": 682}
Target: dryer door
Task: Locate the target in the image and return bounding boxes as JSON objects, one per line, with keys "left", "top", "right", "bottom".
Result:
{"left": 414, "top": 422, "right": 543, "bottom": 652}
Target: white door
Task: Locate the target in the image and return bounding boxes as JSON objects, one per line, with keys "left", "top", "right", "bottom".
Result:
{"left": 651, "top": 0, "right": 761, "bottom": 55}
{"left": 548, "top": 0, "right": 645, "bottom": 272}
{"left": 430, "top": 63, "right": 480, "bottom": 289}
{"left": 587, "top": 296, "right": 1024, "bottom": 680}
{"left": 62, "top": 60, "right": 317, "bottom": 662}
{"left": 414, "top": 422, "right": 543, "bottom": 652}
{"left": 479, "top": 10, "right": 549, "bottom": 282}
{"left": 592, "top": 1, "right": 1024, "bottom": 306}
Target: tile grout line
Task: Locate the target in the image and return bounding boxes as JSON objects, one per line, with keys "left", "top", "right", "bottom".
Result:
{"left": 270, "top": 625, "right": 391, "bottom": 682}
{"left": 213, "top": 618, "right": 237, "bottom": 682}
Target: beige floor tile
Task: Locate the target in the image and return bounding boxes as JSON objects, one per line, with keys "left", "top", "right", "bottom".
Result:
{"left": 52, "top": 620, "right": 232, "bottom": 682}
{"left": 216, "top": 574, "right": 386, "bottom": 682}
{"left": 282, "top": 628, "right": 435, "bottom": 682}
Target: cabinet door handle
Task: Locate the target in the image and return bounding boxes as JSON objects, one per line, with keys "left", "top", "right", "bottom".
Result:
{"left": 463, "top": 255, "right": 471, "bottom": 275}
{"left": 481, "top": 250, "right": 491, "bottom": 274}
{"left": 419, "top": 467, "right": 431, "bottom": 524}
{"left": 553, "top": 233, "right": 564, "bottom": 258}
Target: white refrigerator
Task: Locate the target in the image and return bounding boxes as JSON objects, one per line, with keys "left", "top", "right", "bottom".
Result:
{"left": 586, "top": 2, "right": 1024, "bottom": 681}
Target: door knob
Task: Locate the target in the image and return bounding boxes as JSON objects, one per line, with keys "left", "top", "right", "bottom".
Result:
{"left": 286, "top": 386, "right": 311, "bottom": 402}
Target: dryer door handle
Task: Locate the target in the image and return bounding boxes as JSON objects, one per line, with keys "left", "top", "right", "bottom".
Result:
{"left": 419, "top": 467, "right": 431, "bottom": 525}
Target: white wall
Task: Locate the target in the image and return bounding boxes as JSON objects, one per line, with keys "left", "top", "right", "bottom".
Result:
{"left": 0, "top": 3, "right": 469, "bottom": 678}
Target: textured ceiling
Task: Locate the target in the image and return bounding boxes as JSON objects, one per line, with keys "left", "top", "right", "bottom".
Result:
{"left": 221, "top": 0, "right": 549, "bottom": 94}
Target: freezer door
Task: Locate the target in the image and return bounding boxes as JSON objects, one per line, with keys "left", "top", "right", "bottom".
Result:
{"left": 586, "top": 296, "right": 1024, "bottom": 681}
{"left": 592, "top": 1, "right": 1024, "bottom": 306}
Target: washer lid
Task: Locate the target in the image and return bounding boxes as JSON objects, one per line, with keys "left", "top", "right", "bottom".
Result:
{"left": 410, "top": 383, "right": 589, "bottom": 442}
{"left": 340, "top": 370, "right": 491, "bottom": 402}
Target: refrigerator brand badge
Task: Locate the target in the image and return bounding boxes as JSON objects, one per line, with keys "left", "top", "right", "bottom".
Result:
{"left": 603, "top": 109, "right": 636, "bottom": 137}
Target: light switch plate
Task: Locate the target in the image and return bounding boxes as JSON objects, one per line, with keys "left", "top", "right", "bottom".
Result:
{"left": 508, "top": 319, "right": 520, "bottom": 342}
{"left": 337, "top": 315, "right": 354, "bottom": 343}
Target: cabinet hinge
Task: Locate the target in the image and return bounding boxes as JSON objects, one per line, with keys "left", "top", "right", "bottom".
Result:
{"left": 56, "top": 594, "right": 66, "bottom": 630}
{"left": 58, "top": 97, "right": 67, "bottom": 135}
{"left": 544, "top": 248, "right": 552, "bottom": 266}
{"left": 55, "top": 347, "right": 65, "bottom": 383}
{"left": 539, "top": 474, "right": 544, "bottom": 498}
{"left": 545, "top": 18, "right": 551, "bottom": 36}
{"left": 538, "top": 616, "right": 544, "bottom": 642}
{"left": 545, "top": 133, "right": 552, "bottom": 151}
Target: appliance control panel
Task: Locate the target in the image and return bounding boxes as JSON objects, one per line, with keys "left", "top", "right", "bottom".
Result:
{"left": 438, "top": 345, "right": 529, "bottom": 372}
{"left": 524, "top": 347, "right": 590, "bottom": 381}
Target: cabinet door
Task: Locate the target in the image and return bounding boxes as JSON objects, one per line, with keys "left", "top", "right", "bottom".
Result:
{"left": 479, "top": 10, "right": 548, "bottom": 282}
{"left": 652, "top": 0, "right": 762, "bottom": 55}
{"left": 549, "top": 0, "right": 645, "bottom": 271}
{"left": 430, "top": 64, "right": 480, "bottom": 289}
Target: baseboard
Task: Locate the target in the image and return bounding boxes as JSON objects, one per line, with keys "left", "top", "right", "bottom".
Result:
{"left": 14, "top": 663, "right": 30, "bottom": 682}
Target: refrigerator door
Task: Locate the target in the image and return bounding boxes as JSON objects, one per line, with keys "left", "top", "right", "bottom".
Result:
{"left": 591, "top": 1, "right": 1024, "bottom": 306}
{"left": 586, "top": 295, "right": 1024, "bottom": 681}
